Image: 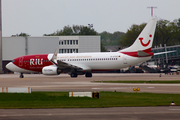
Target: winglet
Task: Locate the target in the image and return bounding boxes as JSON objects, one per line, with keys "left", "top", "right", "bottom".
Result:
{"left": 50, "top": 48, "right": 59, "bottom": 65}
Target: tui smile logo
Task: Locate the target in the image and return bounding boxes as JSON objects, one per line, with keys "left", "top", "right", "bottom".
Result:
{"left": 139, "top": 34, "right": 152, "bottom": 47}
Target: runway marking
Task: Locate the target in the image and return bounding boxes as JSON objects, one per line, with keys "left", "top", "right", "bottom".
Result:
{"left": 169, "top": 109, "right": 180, "bottom": 111}
{"left": 92, "top": 87, "right": 132, "bottom": 90}
{"left": 0, "top": 113, "right": 53, "bottom": 117}
{"left": 92, "top": 87, "right": 127, "bottom": 90}
{"left": 146, "top": 87, "right": 155, "bottom": 88}
{"left": 24, "top": 84, "right": 99, "bottom": 88}
{"left": 92, "top": 87, "right": 155, "bottom": 90}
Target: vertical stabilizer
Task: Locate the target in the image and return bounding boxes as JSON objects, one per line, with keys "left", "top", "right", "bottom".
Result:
{"left": 120, "top": 18, "right": 157, "bottom": 52}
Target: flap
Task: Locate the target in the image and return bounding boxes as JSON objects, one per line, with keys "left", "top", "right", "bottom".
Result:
{"left": 57, "top": 60, "right": 91, "bottom": 71}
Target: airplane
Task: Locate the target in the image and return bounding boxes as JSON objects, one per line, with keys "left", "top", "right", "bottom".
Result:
{"left": 6, "top": 17, "right": 159, "bottom": 78}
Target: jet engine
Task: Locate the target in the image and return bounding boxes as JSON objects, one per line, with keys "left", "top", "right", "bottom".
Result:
{"left": 42, "top": 66, "right": 61, "bottom": 75}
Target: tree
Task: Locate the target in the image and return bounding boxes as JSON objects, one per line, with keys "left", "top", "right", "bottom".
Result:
{"left": 61, "top": 25, "right": 73, "bottom": 35}
{"left": 154, "top": 19, "right": 171, "bottom": 47}
{"left": 78, "top": 26, "right": 98, "bottom": 35}
{"left": 169, "top": 18, "right": 180, "bottom": 45}
{"left": 120, "top": 23, "right": 146, "bottom": 48}
{"left": 154, "top": 19, "right": 180, "bottom": 47}
{"left": 120, "top": 18, "right": 180, "bottom": 48}
{"left": 11, "top": 32, "right": 30, "bottom": 37}
{"left": 100, "top": 31, "right": 125, "bottom": 46}
{"left": 101, "top": 43, "right": 107, "bottom": 52}
{"left": 44, "top": 25, "right": 98, "bottom": 36}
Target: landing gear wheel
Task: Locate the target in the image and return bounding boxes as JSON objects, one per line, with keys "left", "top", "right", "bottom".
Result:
{"left": 20, "top": 73, "right": 24, "bottom": 78}
{"left": 85, "top": 72, "right": 92, "bottom": 77}
{"left": 70, "top": 73, "right": 78, "bottom": 78}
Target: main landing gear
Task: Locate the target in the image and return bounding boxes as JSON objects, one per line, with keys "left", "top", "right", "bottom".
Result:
{"left": 85, "top": 72, "right": 92, "bottom": 77}
{"left": 20, "top": 73, "right": 24, "bottom": 78}
{"left": 70, "top": 72, "right": 92, "bottom": 78}
{"left": 70, "top": 73, "right": 78, "bottom": 78}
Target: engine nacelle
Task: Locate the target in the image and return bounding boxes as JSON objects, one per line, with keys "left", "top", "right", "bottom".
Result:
{"left": 42, "top": 66, "right": 61, "bottom": 75}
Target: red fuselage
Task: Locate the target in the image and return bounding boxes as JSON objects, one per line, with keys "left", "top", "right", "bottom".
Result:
{"left": 13, "top": 54, "right": 53, "bottom": 72}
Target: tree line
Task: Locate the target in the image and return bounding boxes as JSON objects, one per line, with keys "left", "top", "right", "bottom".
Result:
{"left": 43, "top": 25, "right": 98, "bottom": 36}
{"left": 43, "top": 25, "right": 125, "bottom": 51}
{"left": 13, "top": 18, "right": 180, "bottom": 51}
{"left": 100, "top": 31, "right": 125, "bottom": 46}
{"left": 120, "top": 18, "right": 180, "bottom": 48}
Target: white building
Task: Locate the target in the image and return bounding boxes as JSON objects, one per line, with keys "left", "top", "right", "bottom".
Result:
{"left": 2, "top": 36, "right": 100, "bottom": 73}
{"left": 59, "top": 36, "right": 100, "bottom": 53}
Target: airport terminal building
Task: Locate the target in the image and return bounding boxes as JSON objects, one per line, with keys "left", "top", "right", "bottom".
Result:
{"left": 2, "top": 36, "right": 100, "bottom": 73}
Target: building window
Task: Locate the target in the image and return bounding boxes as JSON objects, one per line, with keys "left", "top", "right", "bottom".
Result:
{"left": 76, "top": 49, "right": 78, "bottom": 53}
{"left": 67, "top": 40, "right": 69, "bottom": 45}
{"left": 70, "top": 40, "right": 72, "bottom": 45}
{"left": 59, "top": 41, "right": 63, "bottom": 45}
{"left": 64, "top": 40, "right": 66, "bottom": 45}
{"left": 70, "top": 49, "right": 72, "bottom": 53}
{"left": 67, "top": 49, "right": 69, "bottom": 53}
{"left": 73, "top": 40, "right": 75, "bottom": 44}
{"left": 76, "top": 40, "right": 78, "bottom": 45}
{"left": 59, "top": 49, "right": 62, "bottom": 53}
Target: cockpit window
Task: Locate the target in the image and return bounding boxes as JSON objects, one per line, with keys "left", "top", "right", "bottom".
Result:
{"left": 12, "top": 60, "right": 15, "bottom": 63}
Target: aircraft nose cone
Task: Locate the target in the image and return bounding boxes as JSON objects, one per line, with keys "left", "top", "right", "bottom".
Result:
{"left": 6, "top": 62, "right": 14, "bottom": 71}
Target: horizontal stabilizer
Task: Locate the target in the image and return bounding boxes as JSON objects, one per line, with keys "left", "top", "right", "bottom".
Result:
{"left": 137, "top": 50, "right": 153, "bottom": 57}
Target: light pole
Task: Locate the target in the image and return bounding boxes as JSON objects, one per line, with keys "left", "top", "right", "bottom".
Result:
{"left": 0, "top": 0, "right": 3, "bottom": 73}
{"left": 147, "top": 6, "right": 157, "bottom": 17}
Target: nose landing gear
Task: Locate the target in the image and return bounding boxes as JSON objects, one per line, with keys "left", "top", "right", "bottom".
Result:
{"left": 20, "top": 73, "right": 24, "bottom": 78}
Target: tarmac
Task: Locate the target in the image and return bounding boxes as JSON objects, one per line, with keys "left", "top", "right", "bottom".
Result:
{"left": 0, "top": 73, "right": 180, "bottom": 119}
{"left": 0, "top": 106, "right": 180, "bottom": 120}
{"left": 0, "top": 73, "right": 180, "bottom": 93}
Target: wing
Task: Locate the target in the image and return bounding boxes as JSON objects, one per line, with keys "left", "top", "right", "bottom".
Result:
{"left": 49, "top": 48, "right": 91, "bottom": 73}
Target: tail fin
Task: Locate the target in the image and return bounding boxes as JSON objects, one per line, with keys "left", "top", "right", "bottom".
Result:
{"left": 120, "top": 18, "right": 157, "bottom": 53}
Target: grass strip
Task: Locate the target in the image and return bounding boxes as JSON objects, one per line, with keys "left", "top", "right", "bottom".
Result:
{"left": 0, "top": 92, "right": 179, "bottom": 109}
{"left": 95, "top": 80, "right": 180, "bottom": 84}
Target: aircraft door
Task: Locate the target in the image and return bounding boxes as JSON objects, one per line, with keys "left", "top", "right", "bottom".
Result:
{"left": 123, "top": 55, "right": 127, "bottom": 64}
{"left": 19, "top": 57, "right": 24, "bottom": 66}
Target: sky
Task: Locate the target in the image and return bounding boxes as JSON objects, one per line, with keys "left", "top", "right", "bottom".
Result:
{"left": 2, "top": 0, "right": 180, "bottom": 36}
